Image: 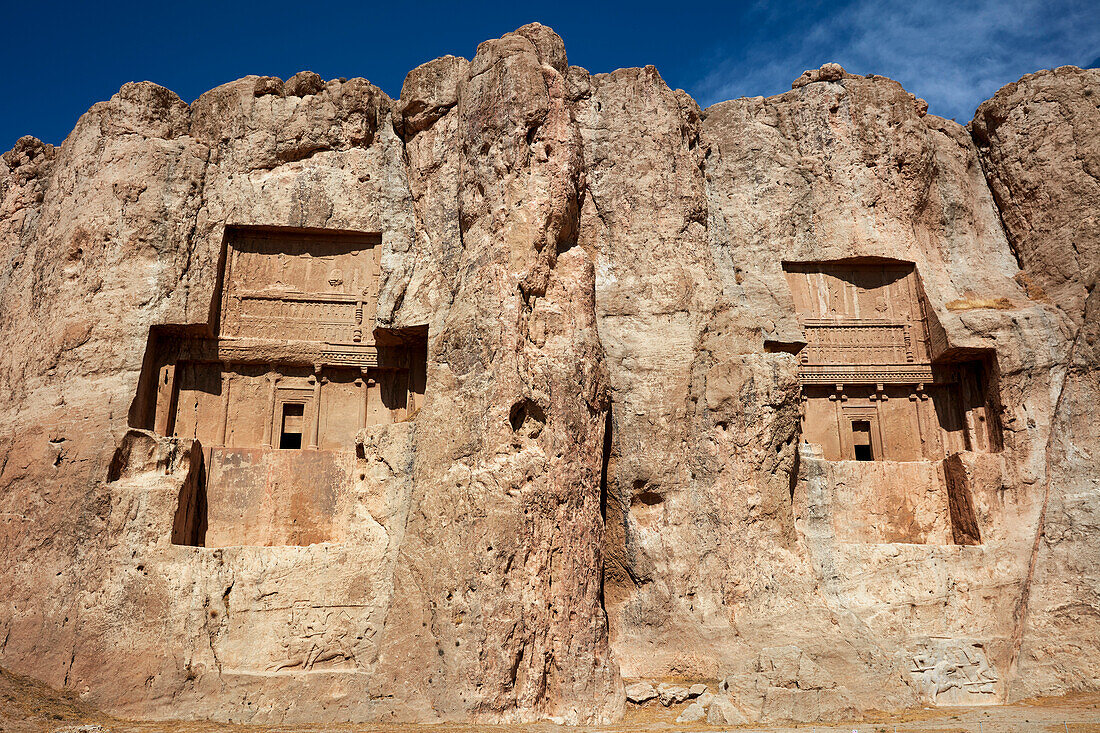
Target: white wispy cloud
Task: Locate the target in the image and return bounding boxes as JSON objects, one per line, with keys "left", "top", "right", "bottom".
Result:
{"left": 693, "top": 0, "right": 1100, "bottom": 120}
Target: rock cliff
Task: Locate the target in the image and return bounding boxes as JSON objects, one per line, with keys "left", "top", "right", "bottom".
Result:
{"left": 0, "top": 24, "right": 1096, "bottom": 724}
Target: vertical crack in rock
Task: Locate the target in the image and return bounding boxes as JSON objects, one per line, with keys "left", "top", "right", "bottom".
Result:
{"left": 371, "top": 23, "right": 621, "bottom": 724}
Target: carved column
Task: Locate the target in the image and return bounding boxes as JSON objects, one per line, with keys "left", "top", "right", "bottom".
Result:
{"left": 263, "top": 374, "right": 278, "bottom": 448}
{"left": 309, "top": 365, "right": 323, "bottom": 449}
{"left": 831, "top": 384, "right": 846, "bottom": 459}
{"left": 217, "top": 370, "right": 232, "bottom": 447}
{"left": 910, "top": 383, "right": 928, "bottom": 457}
{"left": 354, "top": 299, "right": 364, "bottom": 343}
{"left": 153, "top": 363, "right": 177, "bottom": 436}
{"left": 873, "top": 382, "right": 887, "bottom": 460}
{"left": 910, "top": 384, "right": 925, "bottom": 459}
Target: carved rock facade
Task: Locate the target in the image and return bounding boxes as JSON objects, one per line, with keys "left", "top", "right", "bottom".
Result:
{"left": 0, "top": 24, "right": 1097, "bottom": 724}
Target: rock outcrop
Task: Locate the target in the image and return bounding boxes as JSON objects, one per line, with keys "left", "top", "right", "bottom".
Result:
{"left": 0, "top": 24, "right": 1097, "bottom": 725}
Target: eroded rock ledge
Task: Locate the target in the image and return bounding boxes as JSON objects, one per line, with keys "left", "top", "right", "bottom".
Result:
{"left": 1, "top": 23, "right": 1097, "bottom": 725}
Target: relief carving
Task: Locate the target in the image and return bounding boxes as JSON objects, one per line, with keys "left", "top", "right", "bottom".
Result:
{"left": 908, "top": 640, "right": 1001, "bottom": 705}
{"left": 266, "top": 602, "right": 363, "bottom": 673}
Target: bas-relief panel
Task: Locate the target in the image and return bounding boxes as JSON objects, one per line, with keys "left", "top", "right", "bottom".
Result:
{"left": 785, "top": 262, "right": 933, "bottom": 382}
{"left": 221, "top": 229, "right": 383, "bottom": 344}
{"left": 227, "top": 230, "right": 382, "bottom": 298}
{"left": 909, "top": 640, "right": 1002, "bottom": 705}
{"left": 785, "top": 262, "right": 922, "bottom": 322}
{"left": 220, "top": 599, "right": 376, "bottom": 676}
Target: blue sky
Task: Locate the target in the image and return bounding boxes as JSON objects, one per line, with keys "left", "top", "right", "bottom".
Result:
{"left": 2, "top": 0, "right": 1097, "bottom": 151}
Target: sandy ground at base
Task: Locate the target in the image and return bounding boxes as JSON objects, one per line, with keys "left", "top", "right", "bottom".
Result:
{"left": 3, "top": 667, "right": 1098, "bottom": 733}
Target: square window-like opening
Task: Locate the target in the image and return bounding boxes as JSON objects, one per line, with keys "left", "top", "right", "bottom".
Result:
{"left": 852, "top": 420, "right": 874, "bottom": 461}
{"left": 280, "top": 403, "right": 304, "bottom": 449}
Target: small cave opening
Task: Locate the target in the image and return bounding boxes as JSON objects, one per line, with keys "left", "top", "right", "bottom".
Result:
{"left": 631, "top": 489, "right": 664, "bottom": 507}
{"left": 509, "top": 398, "right": 546, "bottom": 436}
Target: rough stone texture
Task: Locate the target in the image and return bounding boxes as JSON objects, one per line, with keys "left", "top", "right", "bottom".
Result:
{"left": 707, "top": 694, "right": 750, "bottom": 725}
{"left": 624, "top": 682, "right": 657, "bottom": 703}
{"left": 971, "top": 66, "right": 1100, "bottom": 326}
{"left": 675, "top": 700, "right": 706, "bottom": 722}
{"left": 971, "top": 66, "right": 1100, "bottom": 700}
{"left": 657, "top": 683, "right": 690, "bottom": 706}
{"left": 0, "top": 27, "right": 1097, "bottom": 727}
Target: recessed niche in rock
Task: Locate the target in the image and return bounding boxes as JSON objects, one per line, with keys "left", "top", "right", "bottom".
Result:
{"left": 784, "top": 260, "right": 1001, "bottom": 462}
{"left": 130, "top": 226, "right": 428, "bottom": 547}
{"left": 785, "top": 260, "right": 1003, "bottom": 546}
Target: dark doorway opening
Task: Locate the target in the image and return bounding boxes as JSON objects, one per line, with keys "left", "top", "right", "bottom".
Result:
{"left": 280, "top": 403, "right": 304, "bottom": 449}
{"left": 852, "top": 420, "right": 874, "bottom": 461}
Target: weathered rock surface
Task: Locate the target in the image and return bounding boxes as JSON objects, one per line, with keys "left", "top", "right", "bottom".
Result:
{"left": 971, "top": 66, "right": 1100, "bottom": 326}
{"left": 707, "top": 694, "right": 750, "bottom": 725}
{"left": 656, "top": 682, "right": 691, "bottom": 706}
{"left": 675, "top": 700, "right": 707, "bottom": 722}
{"left": 971, "top": 66, "right": 1100, "bottom": 701}
{"left": 0, "top": 25, "right": 1097, "bottom": 726}
{"left": 624, "top": 681, "right": 657, "bottom": 703}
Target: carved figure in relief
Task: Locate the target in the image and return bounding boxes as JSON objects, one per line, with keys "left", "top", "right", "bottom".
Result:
{"left": 272, "top": 252, "right": 291, "bottom": 290}
{"left": 909, "top": 641, "right": 999, "bottom": 703}
{"left": 267, "top": 604, "right": 360, "bottom": 673}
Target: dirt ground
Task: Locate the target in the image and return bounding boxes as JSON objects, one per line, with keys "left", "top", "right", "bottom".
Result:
{"left": 3, "top": 667, "right": 1098, "bottom": 733}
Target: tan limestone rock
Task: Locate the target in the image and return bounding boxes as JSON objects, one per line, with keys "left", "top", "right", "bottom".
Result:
{"left": 971, "top": 66, "right": 1100, "bottom": 326}
{"left": 0, "top": 24, "right": 1097, "bottom": 728}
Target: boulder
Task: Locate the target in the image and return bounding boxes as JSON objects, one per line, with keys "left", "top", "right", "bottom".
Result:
{"left": 707, "top": 695, "right": 750, "bottom": 725}
{"left": 657, "top": 682, "right": 691, "bottom": 706}
{"left": 624, "top": 682, "right": 657, "bottom": 704}
{"left": 676, "top": 701, "right": 707, "bottom": 723}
